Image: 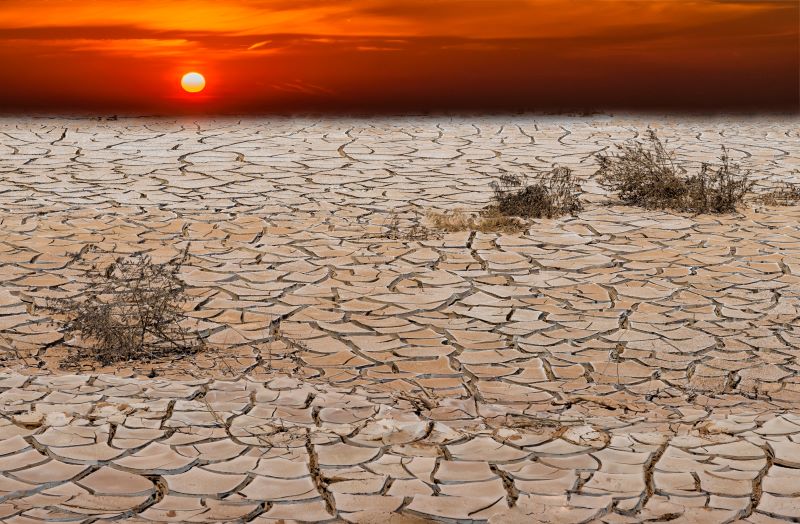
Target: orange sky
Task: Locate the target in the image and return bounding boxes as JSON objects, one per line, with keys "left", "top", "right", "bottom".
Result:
{"left": 0, "top": 0, "right": 797, "bottom": 113}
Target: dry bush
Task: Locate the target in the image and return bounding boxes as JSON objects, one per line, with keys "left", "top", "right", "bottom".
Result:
{"left": 46, "top": 248, "right": 204, "bottom": 365}
{"left": 488, "top": 167, "right": 583, "bottom": 219}
{"left": 758, "top": 182, "right": 800, "bottom": 206}
{"left": 689, "top": 152, "right": 755, "bottom": 213}
{"left": 596, "top": 130, "right": 753, "bottom": 213}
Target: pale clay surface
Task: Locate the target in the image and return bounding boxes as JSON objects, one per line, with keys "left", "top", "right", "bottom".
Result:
{"left": 0, "top": 116, "right": 799, "bottom": 522}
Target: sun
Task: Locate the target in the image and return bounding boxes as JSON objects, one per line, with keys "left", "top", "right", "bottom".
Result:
{"left": 181, "top": 72, "right": 206, "bottom": 93}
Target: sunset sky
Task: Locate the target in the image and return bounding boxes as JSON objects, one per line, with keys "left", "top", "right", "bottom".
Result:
{"left": 0, "top": 0, "right": 797, "bottom": 113}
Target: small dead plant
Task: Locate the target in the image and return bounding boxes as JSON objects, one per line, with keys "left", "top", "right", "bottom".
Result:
{"left": 487, "top": 166, "right": 583, "bottom": 219}
{"left": 384, "top": 213, "right": 432, "bottom": 240}
{"left": 596, "top": 130, "right": 753, "bottom": 213}
{"left": 758, "top": 182, "right": 800, "bottom": 206}
{"left": 46, "top": 247, "right": 204, "bottom": 365}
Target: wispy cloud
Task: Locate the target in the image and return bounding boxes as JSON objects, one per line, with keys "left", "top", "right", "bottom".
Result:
{"left": 247, "top": 40, "right": 271, "bottom": 50}
{"left": 1, "top": 0, "right": 795, "bottom": 40}
{"left": 270, "top": 80, "right": 335, "bottom": 95}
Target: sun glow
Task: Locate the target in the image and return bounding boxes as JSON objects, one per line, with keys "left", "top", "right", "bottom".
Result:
{"left": 181, "top": 71, "right": 205, "bottom": 93}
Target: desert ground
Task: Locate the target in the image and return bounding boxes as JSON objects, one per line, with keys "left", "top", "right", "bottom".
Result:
{"left": 0, "top": 116, "right": 799, "bottom": 522}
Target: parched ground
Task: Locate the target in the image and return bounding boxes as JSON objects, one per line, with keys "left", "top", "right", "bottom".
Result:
{"left": 0, "top": 116, "right": 799, "bottom": 522}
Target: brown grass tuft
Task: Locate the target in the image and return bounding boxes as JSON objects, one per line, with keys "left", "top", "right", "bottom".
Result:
{"left": 426, "top": 209, "right": 528, "bottom": 234}
{"left": 425, "top": 209, "right": 474, "bottom": 232}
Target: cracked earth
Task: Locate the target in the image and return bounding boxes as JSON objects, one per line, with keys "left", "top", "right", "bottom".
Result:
{"left": 0, "top": 116, "right": 799, "bottom": 522}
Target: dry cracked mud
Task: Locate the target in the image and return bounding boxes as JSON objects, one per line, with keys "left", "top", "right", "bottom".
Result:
{"left": 0, "top": 115, "right": 799, "bottom": 522}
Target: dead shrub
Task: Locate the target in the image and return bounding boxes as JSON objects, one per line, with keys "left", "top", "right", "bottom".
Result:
{"left": 46, "top": 248, "right": 204, "bottom": 365}
{"left": 596, "top": 130, "right": 753, "bottom": 213}
{"left": 488, "top": 167, "right": 583, "bottom": 219}
{"left": 691, "top": 154, "right": 754, "bottom": 213}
